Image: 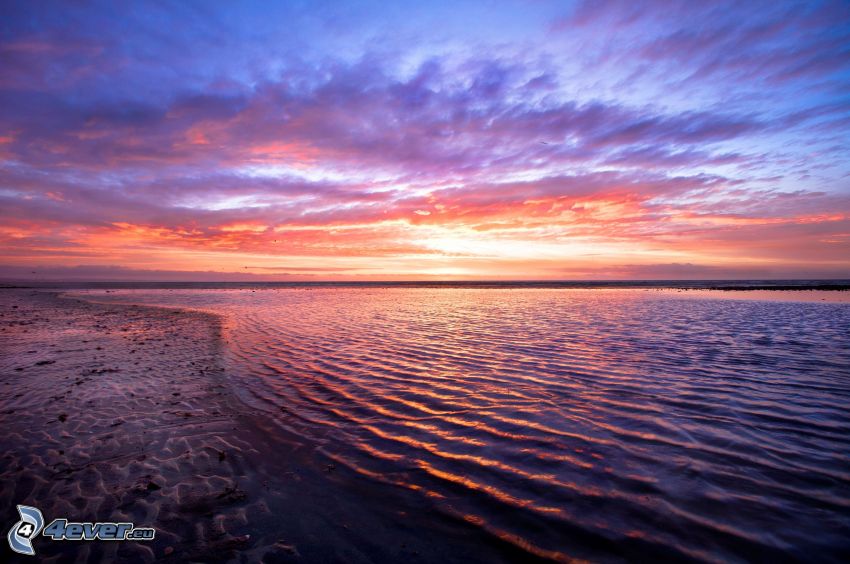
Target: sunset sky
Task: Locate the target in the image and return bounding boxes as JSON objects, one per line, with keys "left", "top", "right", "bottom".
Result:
{"left": 1, "top": 0, "right": 849, "bottom": 280}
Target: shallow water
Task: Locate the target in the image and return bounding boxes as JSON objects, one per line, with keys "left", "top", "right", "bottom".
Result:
{"left": 70, "top": 288, "right": 850, "bottom": 561}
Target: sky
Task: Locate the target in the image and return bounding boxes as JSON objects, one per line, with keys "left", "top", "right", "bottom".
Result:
{"left": 1, "top": 0, "right": 849, "bottom": 281}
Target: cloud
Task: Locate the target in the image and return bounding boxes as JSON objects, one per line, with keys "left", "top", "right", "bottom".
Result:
{"left": 0, "top": 1, "right": 848, "bottom": 279}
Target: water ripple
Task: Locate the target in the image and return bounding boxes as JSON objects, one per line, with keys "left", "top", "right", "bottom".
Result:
{"left": 73, "top": 288, "right": 850, "bottom": 562}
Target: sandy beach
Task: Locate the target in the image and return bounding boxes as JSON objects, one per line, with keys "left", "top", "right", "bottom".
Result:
{"left": 0, "top": 290, "right": 528, "bottom": 563}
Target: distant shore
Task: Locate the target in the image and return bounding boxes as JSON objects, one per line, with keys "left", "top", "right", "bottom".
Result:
{"left": 698, "top": 284, "right": 849, "bottom": 291}
{"left": 1, "top": 279, "right": 848, "bottom": 291}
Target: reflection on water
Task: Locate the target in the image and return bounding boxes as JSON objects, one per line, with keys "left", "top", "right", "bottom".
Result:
{"left": 73, "top": 288, "right": 850, "bottom": 561}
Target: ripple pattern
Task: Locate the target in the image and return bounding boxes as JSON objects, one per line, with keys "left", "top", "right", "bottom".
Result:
{"left": 75, "top": 288, "right": 850, "bottom": 562}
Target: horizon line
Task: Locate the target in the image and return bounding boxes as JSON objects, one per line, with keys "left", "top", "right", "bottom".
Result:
{"left": 3, "top": 278, "right": 850, "bottom": 285}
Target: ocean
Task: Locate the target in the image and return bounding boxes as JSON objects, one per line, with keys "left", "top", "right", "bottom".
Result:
{"left": 53, "top": 284, "right": 850, "bottom": 561}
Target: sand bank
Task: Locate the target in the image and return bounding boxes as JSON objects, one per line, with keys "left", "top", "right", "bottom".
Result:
{"left": 657, "top": 288, "right": 850, "bottom": 303}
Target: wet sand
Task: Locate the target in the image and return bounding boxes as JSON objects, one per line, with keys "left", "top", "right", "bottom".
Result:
{"left": 0, "top": 290, "right": 530, "bottom": 563}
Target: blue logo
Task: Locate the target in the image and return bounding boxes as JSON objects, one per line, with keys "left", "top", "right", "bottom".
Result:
{"left": 7, "top": 505, "right": 45, "bottom": 556}
{"left": 7, "top": 504, "right": 154, "bottom": 556}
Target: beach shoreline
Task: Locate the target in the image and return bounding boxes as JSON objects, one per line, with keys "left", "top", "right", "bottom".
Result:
{"left": 0, "top": 289, "right": 289, "bottom": 562}
{"left": 0, "top": 290, "right": 532, "bottom": 563}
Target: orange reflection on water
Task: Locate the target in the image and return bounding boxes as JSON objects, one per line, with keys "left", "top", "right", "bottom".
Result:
{"left": 73, "top": 287, "right": 850, "bottom": 562}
